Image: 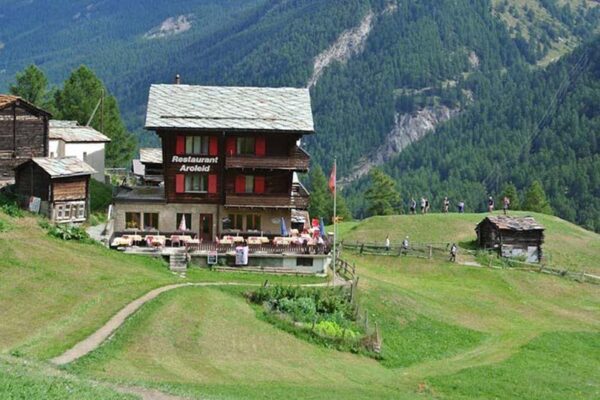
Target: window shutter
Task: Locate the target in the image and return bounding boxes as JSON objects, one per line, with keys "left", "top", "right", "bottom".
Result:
{"left": 209, "top": 137, "right": 218, "bottom": 156}
{"left": 176, "top": 136, "right": 185, "bottom": 155}
{"left": 175, "top": 174, "right": 185, "bottom": 193}
{"left": 226, "top": 137, "right": 236, "bottom": 156}
{"left": 255, "top": 136, "right": 266, "bottom": 157}
{"left": 208, "top": 174, "right": 217, "bottom": 194}
{"left": 255, "top": 176, "right": 265, "bottom": 193}
{"left": 235, "top": 175, "right": 246, "bottom": 194}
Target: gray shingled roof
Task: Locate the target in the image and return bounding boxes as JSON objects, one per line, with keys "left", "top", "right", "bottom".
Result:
{"left": 49, "top": 120, "right": 111, "bottom": 143}
{"left": 31, "top": 157, "right": 96, "bottom": 178}
{"left": 479, "top": 216, "right": 545, "bottom": 231}
{"left": 139, "top": 148, "right": 163, "bottom": 164}
{"left": 145, "top": 84, "right": 314, "bottom": 133}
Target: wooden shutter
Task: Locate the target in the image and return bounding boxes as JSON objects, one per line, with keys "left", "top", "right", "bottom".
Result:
{"left": 208, "top": 174, "right": 217, "bottom": 194}
{"left": 235, "top": 175, "right": 246, "bottom": 194}
{"left": 226, "top": 137, "right": 236, "bottom": 156}
{"left": 176, "top": 135, "right": 185, "bottom": 155}
{"left": 255, "top": 136, "right": 266, "bottom": 157}
{"left": 254, "top": 176, "right": 265, "bottom": 193}
{"left": 175, "top": 174, "right": 185, "bottom": 193}
{"left": 209, "top": 137, "right": 218, "bottom": 156}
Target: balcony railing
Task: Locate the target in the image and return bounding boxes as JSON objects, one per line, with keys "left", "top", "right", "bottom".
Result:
{"left": 225, "top": 183, "right": 309, "bottom": 209}
{"left": 225, "top": 146, "right": 310, "bottom": 171}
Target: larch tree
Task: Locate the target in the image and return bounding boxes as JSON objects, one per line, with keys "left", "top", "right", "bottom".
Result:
{"left": 501, "top": 182, "right": 520, "bottom": 210}
{"left": 365, "top": 168, "right": 401, "bottom": 216}
{"left": 54, "top": 66, "right": 136, "bottom": 167}
{"left": 9, "top": 65, "right": 56, "bottom": 113}
{"left": 523, "top": 180, "right": 553, "bottom": 215}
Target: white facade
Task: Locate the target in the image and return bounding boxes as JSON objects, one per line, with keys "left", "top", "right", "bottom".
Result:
{"left": 50, "top": 140, "right": 106, "bottom": 182}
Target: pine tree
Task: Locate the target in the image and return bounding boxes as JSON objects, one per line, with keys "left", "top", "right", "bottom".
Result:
{"left": 9, "top": 65, "right": 55, "bottom": 112}
{"left": 334, "top": 190, "right": 353, "bottom": 222}
{"left": 308, "top": 165, "right": 329, "bottom": 222}
{"left": 364, "top": 168, "right": 401, "bottom": 216}
{"left": 501, "top": 182, "right": 520, "bottom": 210}
{"left": 523, "top": 180, "right": 553, "bottom": 214}
{"left": 54, "top": 66, "right": 136, "bottom": 167}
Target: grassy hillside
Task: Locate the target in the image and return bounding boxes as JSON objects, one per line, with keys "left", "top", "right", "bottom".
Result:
{"left": 63, "top": 213, "right": 599, "bottom": 399}
{"left": 0, "top": 213, "right": 319, "bottom": 361}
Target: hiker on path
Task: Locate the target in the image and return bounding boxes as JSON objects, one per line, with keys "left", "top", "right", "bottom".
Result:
{"left": 385, "top": 235, "right": 391, "bottom": 252}
{"left": 420, "top": 197, "right": 426, "bottom": 214}
{"left": 449, "top": 243, "right": 457, "bottom": 262}
{"left": 503, "top": 196, "right": 510, "bottom": 215}
{"left": 402, "top": 236, "right": 410, "bottom": 255}
{"left": 443, "top": 197, "right": 450, "bottom": 213}
{"left": 488, "top": 196, "right": 495, "bottom": 213}
{"left": 410, "top": 198, "right": 417, "bottom": 215}
{"left": 457, "top": 201, "right": 465, "bottom": 213}
{"left": 425, "top": 198, "right": 430, "bottom": 214}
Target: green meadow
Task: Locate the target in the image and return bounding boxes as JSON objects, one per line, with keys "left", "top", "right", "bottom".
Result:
{"left": 1, "top": 211, "right": 599, "bottom": 399}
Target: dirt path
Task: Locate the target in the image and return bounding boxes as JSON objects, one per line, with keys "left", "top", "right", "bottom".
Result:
{"left": 50, "top": 280, "right": 347, "bottom": 366}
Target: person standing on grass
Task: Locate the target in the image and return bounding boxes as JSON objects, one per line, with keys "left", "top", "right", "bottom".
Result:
{"left": 420, "top": 197, "right": 426, "bottom": 214}
{"left": 443, "top": 197, "right": 450, "bottom": 213}
{"left": 402, "top": 236, "right": 410, "bottom": 255}
{"left": 425, "top": 198, "right": 430, "bottom": 214}
{"left": 503, "top": 196, "right": 510, "bottom": 215}
{"left": 458, "top": 201, "right": 465, "bottom": 213}
{"left": 385, "top": 235, "right": 390, "bottom": 252}
{"left": 488, "top": 196, "right": 495, "bottom": 213}
{"left": 449, "top": 243, "right": 457, "bottom": 262}
{"left": 410, "top": 198, "right": 417, "bottom": 215}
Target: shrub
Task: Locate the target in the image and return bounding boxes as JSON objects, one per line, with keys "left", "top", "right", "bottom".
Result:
{"left": 276, "top": 297, "right": 317, "bottom": 322}
{"left": 314, "top": 321, "right": 359, "bottom": 340}
{"left": 42, "top": 222, "right": 91, "bottom": 242}
{"left": 1, "top": 203, "right": 24, "bottom": 218}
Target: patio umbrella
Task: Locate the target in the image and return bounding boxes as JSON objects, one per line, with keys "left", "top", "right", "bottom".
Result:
{"left": 319, "top": 217, "right": 326, "bottom": 238}
{"left": 178, "top": 214, "right": 187, "bottom": 232}
{"left": 280, "top": 217, "right": 288, "bottom": 237}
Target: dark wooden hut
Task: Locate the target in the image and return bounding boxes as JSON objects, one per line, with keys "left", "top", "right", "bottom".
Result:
{"left": 14, "top": 157, "right": 95, "bottom": 223}
{"left": 475, "top": 216, "right": 545, "bottom": 262}
{"left": 0, "top": 95, "right": 51, "bottom": 185}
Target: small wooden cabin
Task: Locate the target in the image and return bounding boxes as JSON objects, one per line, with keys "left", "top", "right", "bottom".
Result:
{"left": 132, "top": 148, "right": 163, "bottom": 186}
{"left": 14, "top": 157, "right": 95, "bottom": 223}
{"left": 0, "top": 95, "right": 51, "bottom": 185}
{"left": 476, "top": 216, "right": 545, "bottom": 262}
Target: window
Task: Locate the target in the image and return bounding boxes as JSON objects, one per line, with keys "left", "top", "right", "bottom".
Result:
{"left": 246, "top": 214, "right": 261, "bottom": 231}
{"left": 185, "top": 136, "right": 209, "bottom": 155}
{"left": 176, "top": 213, "right": 192, "bottom": 231}
{"left": 56, "top": 205, "right": 64, "bottom": 220}
{"left": 125, "top": 212, "right": 141, "bottom": 229}
{"left": 77, "top": 203, "right": 85, "bottom": 219}
{"left": 56, "top": 202, "right": 86, "bottom": 222}
{"left": 237, "top": 137, "right": 255, "bottom": 155}
{"left": 227, "top": 214, "right": 243, "bottom": 230}
{"left": 185, "top": 174, "right": 208, "bottom": 193}
{"left": 143, "top": 213, "right": 159, "bottom": 230}
{"left": 245, "top": 175, "right": 254, "bottom": 193}
{"left": 297, "top": 258, "right": 314, "bottom": 267}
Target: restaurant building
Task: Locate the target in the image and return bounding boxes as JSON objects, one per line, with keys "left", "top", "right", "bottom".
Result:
{"left": 112, "top": 84, "right": 312, "bottom": 241}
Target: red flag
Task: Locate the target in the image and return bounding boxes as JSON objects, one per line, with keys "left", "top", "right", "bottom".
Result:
{"left": 328, "top": 162, "right": 336, "bottom": 193}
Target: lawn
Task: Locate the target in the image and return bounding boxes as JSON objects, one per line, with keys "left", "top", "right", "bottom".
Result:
{"left": 0, "top": 214, "right": 323, "bottom": 361}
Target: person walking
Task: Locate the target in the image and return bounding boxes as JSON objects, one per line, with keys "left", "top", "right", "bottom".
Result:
{"left": 385, "top": 235, "right": 391, "bottom": 252}
{"left": 449, "top": 243, "right": 457, "bottom": 262}
{"left": 503, "top": 196, "right": 510, "bottom": 215}
{"left": 457, "top": 201, "right": 465, "bottom": 213}
{"left": 410, "top": 198, "right": 417, "bottom": 215}
{"left": 420, "top": 197, "right": 426, "bottom": 214}
{"left": 443, "top": 197, "right": 450, "bottom": 213}
{"left": 402, "top": 236, "right": 410, "bottom": 255}
{"left": 425, "top": 198, "right": 430, "bottom": 214}
{"left": 488, "top": 196, "right": 495, "bottom": 213}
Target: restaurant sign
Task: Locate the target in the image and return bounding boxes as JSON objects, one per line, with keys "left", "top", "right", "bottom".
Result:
{"left": 172, "top": 156, "right": 219, "bottom": 173}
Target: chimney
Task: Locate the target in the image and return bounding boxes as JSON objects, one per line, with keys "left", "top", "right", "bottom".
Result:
{"left": 174, "top": 74, "right": 181, "bottom": 85}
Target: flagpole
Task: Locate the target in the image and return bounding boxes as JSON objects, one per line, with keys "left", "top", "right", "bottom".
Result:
{"left": 332, "top": 158, "right": 337, "bottom": 287}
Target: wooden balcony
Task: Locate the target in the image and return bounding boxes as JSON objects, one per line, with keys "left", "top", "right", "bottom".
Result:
{"left": 225, "top": 146, "right": 310, "bottom": 171}
{"left": 225, "top": 183, "right": 309, "bottom": 209}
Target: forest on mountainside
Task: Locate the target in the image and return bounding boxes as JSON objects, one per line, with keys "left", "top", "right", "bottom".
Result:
{"left": 345, "top": 36, "right": 600, "bottom": 231}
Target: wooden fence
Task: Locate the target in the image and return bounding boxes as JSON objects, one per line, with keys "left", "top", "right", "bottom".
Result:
{"left": 492, "top": 258, "right": 600, "bottom": 285}
{"left": 341, "top": 240, "right": 452, "bottom": 260}
{"left": 188, "top": 242, "right": 330, "bottom": 256}
{"left": 335, "top": 257, "right": 357, "bottom": 281}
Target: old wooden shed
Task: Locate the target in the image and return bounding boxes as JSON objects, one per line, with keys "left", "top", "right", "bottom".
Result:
{"left": 0, "top": 95, "right": 51, "bottom": 185}
{"left": 14, "top": 157, "right": 95, "bottom": 223}
{"left": 475, "top": 216, "right": 545, "bottom": 262}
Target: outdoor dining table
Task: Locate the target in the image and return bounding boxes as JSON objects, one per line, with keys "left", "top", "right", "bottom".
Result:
{"left": 111, "top": 236, "right": 133, "bottom": 247}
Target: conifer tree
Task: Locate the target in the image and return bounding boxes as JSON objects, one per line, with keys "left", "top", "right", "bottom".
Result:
{"left": 501, "top": 182, "right": 520, "bottom": 210}
{"left": 54, "top": 66, "right": 136, "bottom": 167}
{"left": 523, "top": 180, "right": 553, "bottom": 214}
{"left": 308, "top": 165, "right": 329, "bottom": 221}
{"left": 365, "top": 168, "right": 401, "bottom": 216}
{"left": 9, "top": 65, "right": 55, "bottom": 113}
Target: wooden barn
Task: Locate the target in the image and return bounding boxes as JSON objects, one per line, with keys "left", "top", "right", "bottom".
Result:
{"left": 14, "top": 157, "right": 95, "bottom": 223}
{"left": 475, "top": 216, "right": 545, "bottom": 262}
{"left": 0, "top": 95, "right": 51, "bottom": 185}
